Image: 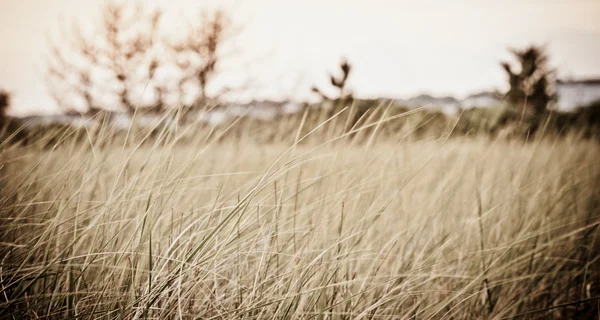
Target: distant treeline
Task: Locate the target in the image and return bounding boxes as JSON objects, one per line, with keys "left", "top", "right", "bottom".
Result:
{"left": 2, "top": 97, "right": 599, "bottom": 149}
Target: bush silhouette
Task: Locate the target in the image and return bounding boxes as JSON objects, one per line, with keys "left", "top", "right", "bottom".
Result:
{"left": 501, "top": 45, "right": 556, "bottom": 116}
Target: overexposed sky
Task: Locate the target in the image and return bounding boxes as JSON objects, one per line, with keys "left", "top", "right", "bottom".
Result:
{"left": 1, "top": 0, "right": 599, "bottom": 116}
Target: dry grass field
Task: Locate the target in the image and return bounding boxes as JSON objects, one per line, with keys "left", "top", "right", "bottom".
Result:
{"left": 0, "top": 111, "right": 599, "bottom": 319}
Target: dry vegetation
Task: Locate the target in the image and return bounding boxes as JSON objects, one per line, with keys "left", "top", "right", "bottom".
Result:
{"left": 0, "top": 108, "right": 599, "bottom": 319}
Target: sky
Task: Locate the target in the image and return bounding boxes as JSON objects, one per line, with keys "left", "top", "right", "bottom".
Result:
{"left": 1, "top": 0, "right": 599, "bottom": 116}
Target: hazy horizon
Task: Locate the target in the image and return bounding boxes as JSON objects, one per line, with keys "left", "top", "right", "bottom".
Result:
{"left": 1, "top": 0, "right": 599, "bottom": 116}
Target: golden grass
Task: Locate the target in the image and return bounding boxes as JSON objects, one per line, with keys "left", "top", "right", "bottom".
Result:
{"left": 0, "top": 111, "right": 599, "bottom": 319}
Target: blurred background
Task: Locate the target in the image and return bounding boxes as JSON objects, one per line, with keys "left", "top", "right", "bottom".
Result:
{"left": 1, "top": 0, "right": 599, "bottom": 140}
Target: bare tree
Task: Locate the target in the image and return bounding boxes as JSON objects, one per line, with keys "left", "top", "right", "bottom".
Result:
{"left": 47, "top": 2, "right": 164, "bottom": 115}
{"left": 172, "top": 10, "right": 231, "bottom": 107}
{"left": 47, "top": 1, "right": 237, "bottom": 122}
{"left": 47, "top": 45, "right": 99, "bottom": 115}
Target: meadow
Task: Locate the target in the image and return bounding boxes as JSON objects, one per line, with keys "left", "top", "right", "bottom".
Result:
{"left": 0, "top": 108, "right": 599, "bottom": 319}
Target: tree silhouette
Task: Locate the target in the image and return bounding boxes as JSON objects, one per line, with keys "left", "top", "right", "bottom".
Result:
{"left": 312, "top": 58, "right": 353, "bottom": 100}
{"left": 47, "top": 2, "right": 234, "bottom": 117}
{"left": 172, "top": 10, "right": 231, "bottom": 107}
{"left": 501, "top": 45, "right": 556, "bottom": 115}
{"left": 0, "top": 90, "right": 10, "bottom": 117}
{"left": 47, "top": 2, "right": 164, "bottom": 115}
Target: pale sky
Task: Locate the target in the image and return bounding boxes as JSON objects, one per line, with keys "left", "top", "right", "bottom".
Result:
{"left": 1, "top": 0, "right": 599, "bottom": 116}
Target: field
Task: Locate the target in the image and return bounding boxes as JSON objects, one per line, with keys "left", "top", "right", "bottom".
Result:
{"left": 0, "top": 112, "right": 599, "bottom": 319}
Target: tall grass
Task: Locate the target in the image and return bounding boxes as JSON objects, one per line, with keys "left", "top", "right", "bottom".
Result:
{"left": 0, "top": 108, "right": 599, "bottom": 319}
